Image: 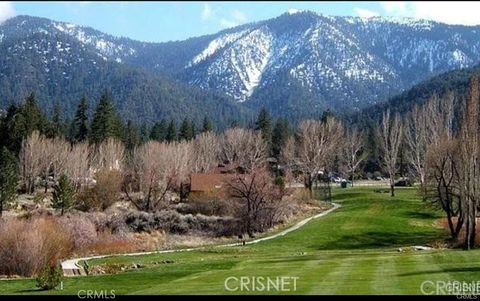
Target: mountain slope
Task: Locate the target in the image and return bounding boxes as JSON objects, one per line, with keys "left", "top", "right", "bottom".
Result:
{"left": 2, "top": 13, "right": 480, "bottom": 122}
{"left": 350, "top": 64, "right": 480, "bottom": 127}
{"left": 178, "top": 12, "right": 480, "bottom": 115}
{"left": 0, "top": 16, "right": 251, "bottom": 127}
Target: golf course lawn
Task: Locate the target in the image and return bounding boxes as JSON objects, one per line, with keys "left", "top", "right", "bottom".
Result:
{"left": 2, "top": 187, "right": 480, "bottom": 295}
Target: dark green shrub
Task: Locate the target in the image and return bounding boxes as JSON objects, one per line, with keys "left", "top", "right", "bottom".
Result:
{"left": 36, "top": 264, "right": 63, "bottom": 290}
{"left": 274, "top": 176, "right": 285, "bottom": 188}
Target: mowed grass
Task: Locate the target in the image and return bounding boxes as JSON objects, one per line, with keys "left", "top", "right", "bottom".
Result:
{"left": 2, "top": 187, "right": 480, "bottom": 295}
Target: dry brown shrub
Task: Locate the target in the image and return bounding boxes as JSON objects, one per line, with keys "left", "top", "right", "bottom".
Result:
{"left": 185, "top": 191, "right": 233, "bottom": 216}
{"left": 76, "top": 169, "right": 123, "bottom": 211}
{"left": 57, "top": 214, "right": 98, "bottom": 251}
{"left": 290, "top": 188, "right": 314, "bottom": 203}
{"left": 84, "top": 231, "right": 166, "bottom": 255}
{"left": 0, "top": 217, "right": 72, "bottom": 277}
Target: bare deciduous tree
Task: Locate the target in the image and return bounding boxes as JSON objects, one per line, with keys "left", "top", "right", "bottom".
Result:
{"left": 64, "top": 142, "right": 91, "bottom": 190}
{"left": 220, "top": 128, "right": 268, "bottom": 172}
{"left": 406, "top": 93, "right": 456, "bottom": 198}
{"left": 425, "top": 93, "right": 455, "bottom": 143}
{"left": 341, "top": 127, "right": 367, "bottom": 187}
{"left": 125, "top": 141, "right": 193, "bottom": 211}
{"left": 37, "top": 137, "right": 55, "bottom": 193}
{"left": 280, "top": 136, "right": 296, "bottom": 184}
{"left": 227, "top": 168, "right": 285, "bottom": 236}
{"left": 425, "top": 137, "right": 463, "bottom": 240}
{"left": 169, "top": 141, "right": 194, "bottom": 200}
{"left": 377, "top": 110, "right": 403, "bottom": 197}
{"left": 192, "top": 132, "right": 220, "bottom": 173}
{"left": 51, "top": 138, "right": 71, "bottom": 181}
{"left": 92, "top": 138, "right": 125, "bottom": 172}
{"left": 19, "top": 131, "right": 44, "bottom": 193}
{"left": 288, "top": 118, "right": 343, "bottom": 196}
{"left": 404, "top": 104, "right": 428, "bottom": 192}
{"left": 460, "top": 75, "right": 480, "bottom": 250}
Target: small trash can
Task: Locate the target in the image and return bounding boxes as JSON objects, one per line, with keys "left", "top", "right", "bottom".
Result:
{"left": 341, "top": 181, "right": 347, "bottom": 188}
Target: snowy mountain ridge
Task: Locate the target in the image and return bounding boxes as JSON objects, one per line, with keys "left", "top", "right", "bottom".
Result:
{"left": 181, "top": 12, "right": 480, "bottom": 107}
{"left": 2, "top": 12, "right": 480, "bottom": 117}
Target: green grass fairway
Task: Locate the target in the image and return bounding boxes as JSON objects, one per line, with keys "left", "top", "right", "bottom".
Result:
{"left": 2, "top": 187, "right": 480, "bottom": 295}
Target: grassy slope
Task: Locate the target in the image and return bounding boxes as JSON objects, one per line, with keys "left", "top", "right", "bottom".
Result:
{"left": 2, "top": 187, "right": 480, "bottom": 295}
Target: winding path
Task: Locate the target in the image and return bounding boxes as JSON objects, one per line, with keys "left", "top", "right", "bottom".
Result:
{"left": 61, "top": 203, "right": 341, "bottom": 276}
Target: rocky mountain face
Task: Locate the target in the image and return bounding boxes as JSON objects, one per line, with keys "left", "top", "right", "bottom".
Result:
{"left": 0, "top": 15, "right": 249, "bottom": 127}
{"left": 177, "top": 11, "right": 480, "bottom": 115}
{"left": 2, "top": 12, "right": 480, "bottom": 121}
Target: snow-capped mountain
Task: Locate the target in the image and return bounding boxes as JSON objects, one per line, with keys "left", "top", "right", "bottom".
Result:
{"left": 0, "top": 15, "right": 139, "bottom": 62}
{"left": 179, "top": 11, "right": 480, "bottom": 113}
{"left": 2, "top": 12, "right": 480, "bottom": 120}
{"left": 0, "top": 15, "right": 249, "bottom": 127}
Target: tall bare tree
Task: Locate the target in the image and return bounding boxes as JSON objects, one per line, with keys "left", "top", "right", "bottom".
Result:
{"left": 406, "top": 93, "right": 456, "bottom": 198}
{"left": 341, "top": 127, "right": 367, "bottom": 187}
{"left": 125, "top": 141, "right": 193, "bottom": 211}
{"left": 192, "top": 132, "right": 220, "bottom": 173}
{"left": 404, "top": 104, "right": 428, "bottom": 191}
{"left": 19, "top": 131, "right": 44, "bottom": 193}
{"left": 51, "top": 137, "right": 71, "bottom": 183}
{"left": 425, "top": 137, "right": 463, "bottom": 240}
{"left": 169, "top": 141, "right": 194, "bottom": 200}
{"left": 227, "top": 168, "right": 285, "bottom": 236}
{"left": 377, "top": 110, "right": 403, "bottom": 197}
{"left": 424, "top": 93, "right": 455, "bottom": 143}
{"left": 64, "top": 142, "right": 91, "bottom": 190}
{"left": 220, "top": 128, "right": 268, "bottom": 172}
{"left": 289, "top": 118, "right": 343, "bottom": 196}
{"left": 91, "top": 138, "right": 125, "bottom": 172}
{"left": 37, "top": 137, "right": 55, "bottom": 193}
{"left": 460, "top": 75, "right": 480, "bottom": 250}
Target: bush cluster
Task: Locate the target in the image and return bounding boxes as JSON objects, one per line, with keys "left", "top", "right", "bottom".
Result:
{"left": 125, "top": 210, "right": 239, "bottom": 236}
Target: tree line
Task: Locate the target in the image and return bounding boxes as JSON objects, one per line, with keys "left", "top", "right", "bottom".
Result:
{"left": 374, "top": 74, "right": 480, "bottom": 250}
{"left": 2, "top": 78, "right": 480, "bottom": 250}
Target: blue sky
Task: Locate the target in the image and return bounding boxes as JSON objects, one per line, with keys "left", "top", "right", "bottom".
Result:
{"left": 2, "top": 1, "right": 480, "bottom": 42}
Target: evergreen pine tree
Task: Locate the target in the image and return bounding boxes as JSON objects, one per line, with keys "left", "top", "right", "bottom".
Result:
{"left": 201, "top": 116, "right": 213, "bottom": 133}
{"left": 112, "top": 114, "right": 125, "bottom": 140}
{"left": 255, "top": 107, "right": 272, "bottom": 143}
{"left": 47, "top": 103, "right": 65, "bottom": 138}
{"left": 72, "top": 97, "right": 89, "bottom": 143}
{"left": 0, "top": 103, "right": 24, "bottom": 153}
{"left": 271, "top": 118, "right": 290, "bottom": 159}
{"left": 51, "top": 174, "right": 75, "bottom": 216}
{"left": 150, "top": 119, "right": 167, "bottom": 141}
{"left": 0, "top": 147, "right": 17, "bottom": 216}
{"left": 179, "top": 118, "right": 191, "bottom": 141}
{"left": 139, "top": 123, "right": 150, "bottom": 144}
{"left": 123, "top": 120, "right": 140, "bottom": 154}
{"left": 321, "top": 110, "right": 334, "bottom": 123}
{"left": 21, "top": 93, "right": 46, "bottom": 136}
{"left": 190, "top": 120, "right": 196, "bottom": 139}
{"left": 165, "top": 120, "right": 177, "bottom": 142}
{"left": 89, "top": 92, "right": 122, "bottom": 144}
